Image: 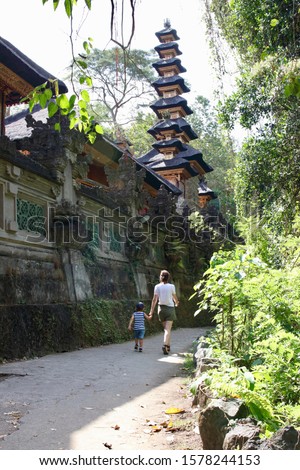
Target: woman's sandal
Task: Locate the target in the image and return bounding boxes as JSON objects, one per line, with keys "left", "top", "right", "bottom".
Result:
{"left": 162, "top": 345, "right": 169, "bottom": 355}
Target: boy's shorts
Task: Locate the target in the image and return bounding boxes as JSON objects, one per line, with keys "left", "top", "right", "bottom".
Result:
{"left": 158, "top": 305, "right": 177, "bottom": 322}
{"left": 134, "top": 329, "right": 145, "bottom": 339}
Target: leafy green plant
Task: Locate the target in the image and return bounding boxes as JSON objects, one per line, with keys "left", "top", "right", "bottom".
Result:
{"left": 22, "top": 77, "right": 103, "bottom": 144}
{"left": 207, "top": 367, "right": 281, "bottom": 432}
{"left": 192, "top": 242, "right": 300, "bottom": 432}
{"left": 191, "top": 248, "right": 266, "bottom": 357}
{"left": 182, "top": 353, "right": 196, "bottom": 376}
{"left": 42, "top": 0, "right": 92, "bottom": 17}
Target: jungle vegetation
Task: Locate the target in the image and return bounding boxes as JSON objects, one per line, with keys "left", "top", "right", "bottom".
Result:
{"left": 190, "top": 0, "right": 300, "bottom": 434}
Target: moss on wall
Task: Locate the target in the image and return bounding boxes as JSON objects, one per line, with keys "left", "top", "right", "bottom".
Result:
{"left": 0, "top": 294, "right": 212, "bottom": 361}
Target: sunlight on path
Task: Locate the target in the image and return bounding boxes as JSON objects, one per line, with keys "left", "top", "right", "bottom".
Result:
{"left": 70, "top": 374, "right": 186, "bottom": 450}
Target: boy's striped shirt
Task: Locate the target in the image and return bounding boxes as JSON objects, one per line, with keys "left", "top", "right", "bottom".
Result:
{"left": 133, "top": 311, "right": 145, "bottom": 330}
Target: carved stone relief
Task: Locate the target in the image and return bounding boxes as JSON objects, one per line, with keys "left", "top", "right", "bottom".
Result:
{"left": 147, "top": 184, "right": 177, "bottom": 219}
{"left": 6, "top": 164, "right": 22, "bottom": 181}
{"left": 105, "top": 154, "right": 148, "bottom": 213}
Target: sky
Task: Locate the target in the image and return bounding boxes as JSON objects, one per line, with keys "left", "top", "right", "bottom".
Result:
{"left": 1, "top": 0, "right": 219, "bottom": 102}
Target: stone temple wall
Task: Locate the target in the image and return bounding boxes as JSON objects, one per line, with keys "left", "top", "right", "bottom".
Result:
{"left": 0, "top": 133, "right": 216, "bottom": 359}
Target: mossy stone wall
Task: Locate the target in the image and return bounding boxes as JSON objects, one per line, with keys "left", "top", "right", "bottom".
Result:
{"left": 0, "top": 295, "right": 210, "bottom": 361}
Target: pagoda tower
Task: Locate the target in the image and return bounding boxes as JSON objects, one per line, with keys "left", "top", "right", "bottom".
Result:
{"left": 139, "top": 20, "right": 216, "bottom": 208}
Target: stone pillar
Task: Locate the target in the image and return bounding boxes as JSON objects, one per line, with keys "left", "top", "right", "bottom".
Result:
{"left": 61, "top": 249, "right": 92, "bottom": 302}
{"left": 5, "top": 180, "right": 18, "bottom": 232}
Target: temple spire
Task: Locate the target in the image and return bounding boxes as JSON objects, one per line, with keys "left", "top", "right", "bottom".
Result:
{"left": 139, "top": 23, "right": 216, "bottom": 209}
{"left": 164, "top": 18, "right": 171, "bottom": 28}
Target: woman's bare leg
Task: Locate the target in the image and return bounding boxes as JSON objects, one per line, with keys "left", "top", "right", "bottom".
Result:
{"left": 163, "top": 320, "right": 173, "bottom": 347}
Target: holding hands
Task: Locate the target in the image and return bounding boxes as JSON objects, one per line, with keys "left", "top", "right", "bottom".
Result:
{"left": 146, "top": 312, "right": 153, "bottom": 320}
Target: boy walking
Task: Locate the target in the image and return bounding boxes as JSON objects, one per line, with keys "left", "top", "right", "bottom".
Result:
{"left": 128, "top": 302, "right": 151, "bottom": 352}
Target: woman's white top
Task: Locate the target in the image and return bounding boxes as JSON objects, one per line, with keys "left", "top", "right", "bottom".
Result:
{"left": 154, "top": 282, "right": 176, "bottom": 307}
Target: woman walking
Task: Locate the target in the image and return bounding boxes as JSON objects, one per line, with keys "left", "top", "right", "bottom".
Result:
{"left": 149, "top": 270, "right": 179, "bottom": 355}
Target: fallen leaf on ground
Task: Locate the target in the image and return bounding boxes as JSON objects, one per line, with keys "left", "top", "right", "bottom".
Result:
{"left": 164, "top": 407, "right": 185, "bottom": 415}
{"left": 4, "top": 411, "right": 21, "bottom": 419}
{"left": 112, "top": 425, "right": 120, "bottom": 430}
{"left": 160, "top": 421, "right": 169, "bottom": 428}
{"left": 151, "top": 426, "right": 162, "bottom": 432}
{"left": 166, "top": 426, "right": 180, "bottom": 433}
{"left": 103, "top": 442, "right": 112, "bottom": 449}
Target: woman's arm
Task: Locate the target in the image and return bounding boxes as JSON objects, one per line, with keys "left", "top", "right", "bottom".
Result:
{"left": 149, "top": 294, "right": 159, "bottom": 316}
{"left": 172, "top": 292, "right": 179, "bottom": 307}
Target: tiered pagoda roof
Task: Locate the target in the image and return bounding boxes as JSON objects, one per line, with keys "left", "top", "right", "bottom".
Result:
{"left": 147, "top": 118, "right": 197, "bottom": 141}
{"left": 150, "top": 95, "right": 193, "bottom": 117}
{"left": 198, "top": 179, "right": 218, "bottom": 207}
{"left": 198, "top": 179, "right": 217, "bottom": 198}
{"left": 152, "top": 57, "right": 187, "bottom": 76}
{"left": 140, "top": 20, "right": 215, "bottom": 204}
{"left": 139, "top": 145, "right": 213, "bottom": 175}
{"left": 154, "top": 42, "right": 182, "bottom": 57}
{"left": 155, "top": 22, "right": 180, "bottom": 42}
{"left": 151, "top": 76, "right": 190, "bottom": 95}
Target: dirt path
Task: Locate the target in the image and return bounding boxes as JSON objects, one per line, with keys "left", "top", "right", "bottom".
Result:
{"left": 0, "top": 327, "right": 208, "bottom": 450}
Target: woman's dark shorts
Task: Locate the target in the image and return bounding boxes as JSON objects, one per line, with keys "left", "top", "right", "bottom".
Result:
{"left": 158, "top": 305, "right": 176, "bottom": 322}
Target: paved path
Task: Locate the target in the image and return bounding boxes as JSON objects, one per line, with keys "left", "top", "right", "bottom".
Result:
{"left": 0, "top": 327, "right": 209, "bottom": 450}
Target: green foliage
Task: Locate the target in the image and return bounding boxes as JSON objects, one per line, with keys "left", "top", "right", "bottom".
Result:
{"left": 76, "top": 299, "right": 131, "bottom": 345}
{"left": 202, "top": 356, "right": 282, "bottom": 431}
{"left": 188, "top": 211, "right": 206, "bottom": 233}
{"left": 235, "top": 213, "right": 300, "bottom": 269}
{"left": 192, "top": 242, "right": 300, "bottom": 431}
{"left": 38, "top": 1, "right": 116, "bottom": 142}
{"left": 42, "top": 0, "right": 92, "bottom": 17}
{"left": 188, "top": 210, "right": 223, "bottom": 246}
{"left": 192, "top": 248, "right": 266, "bottom": 356}
{"left": 253, "top": 330, "right": 300, "bottom": 404}
{"left": 126, "top": 111, "right": 157, "bottom": 156}
{"left": 210, "top": 0, "right": 300, "bottom": 64}
{"left": 189, "top": 96, "right": 236, "bottom": 219}
{"left": 206, "top": 1, "right": 300, "bottom": 231}
{"left": 22, "top": 78, "right": 103, "bottom": 144}
{"left": 234, "top": 216, "right": 283, "bottom": 268}
{"left": 278, "top": 214, "right": 300, "bottom": 268}
{"left": 182, "top": 353, "right": 196, "bottom": 376}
